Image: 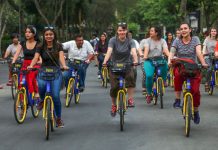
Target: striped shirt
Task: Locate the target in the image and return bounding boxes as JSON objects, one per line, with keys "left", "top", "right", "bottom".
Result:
{"left": 171, "top": 36, "right": 201, "bottom": 62}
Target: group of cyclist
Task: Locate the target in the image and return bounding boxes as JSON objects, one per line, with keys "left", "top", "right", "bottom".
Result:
{"left": 2, "top": 21, "right": 218, "bottom": 129}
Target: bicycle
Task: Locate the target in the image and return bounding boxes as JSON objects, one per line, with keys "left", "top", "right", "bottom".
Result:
{"left": 65, "top": 59, "right": 81, "bottom": 107}
{"left": 37, "top": 67, "right": 66, "bottom": 140}
{"left": 14, "top": 69, "right": 40, "bottom": 124}
{"left": 203, "top": 53, "right": 218, "bottom": 95}
{"left": 101, "top": 65, "right": 109, "bottom": 88}
{"left": 11, "top": 59, "right": 23, "bottom": 100}
{"left": 172, "top": 59, "right": 201, "bottom": 137}
{"left": 110, "top": 62, "right": 137, "bottom": 131}
{"left": 146, "top": 56, "right": 166, "bottom": 109}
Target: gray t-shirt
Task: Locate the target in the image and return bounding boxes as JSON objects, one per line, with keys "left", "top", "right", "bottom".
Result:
{"left": 203, "top": 37, "right": 217, "bottom": 54}
{"left": 6, "top": 43, "right": 19, "bottom": 56}
{"left": 144, "top": 38, "right": 168, "bottom": 58}
{"left": 139, "top": 39, "right": 147, "bottom": 51}
{"left": 171, "top": 36, "right": 201, "bottom": 62}
{"left": 108, "top": 37, "right": 136, "bottom": 63}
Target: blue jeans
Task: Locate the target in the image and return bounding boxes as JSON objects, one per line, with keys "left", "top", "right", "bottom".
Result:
{"left": 63, "top": 62, "right": 89, "bottom": 88}
{"left": 97, "top": 54, "right": 105, "bottom": 75}
{"left": 37, "top": 70, "right": 62, "bottom": 118}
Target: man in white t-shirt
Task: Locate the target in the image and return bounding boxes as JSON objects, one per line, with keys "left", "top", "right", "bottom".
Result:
{"left": 4, "top": 33, "right": 22, "bottom": 86}
{"left": 62, "top": 34, "right": 94, "bottom": 92}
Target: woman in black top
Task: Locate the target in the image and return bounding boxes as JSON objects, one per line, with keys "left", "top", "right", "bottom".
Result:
{"left": 28, "top": 27, "right": 68, "bottom": 128}
{"left": 95, "top": 32, "right": 108, "bottom": 79}
{"left": 12, "top": 25, "right": 41, "bottom": 99}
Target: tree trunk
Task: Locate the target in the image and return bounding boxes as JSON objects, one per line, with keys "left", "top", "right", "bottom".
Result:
{"left": 0, "top": 1, "right": 6, "bottom": 57}
{"left": 179, "top": 0, "right": 187, "bottom": 22}
{"left": 33, "top": 0, "right": 50, "bottom": 25}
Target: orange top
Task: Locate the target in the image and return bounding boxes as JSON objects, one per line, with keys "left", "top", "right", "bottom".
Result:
{"left": 215, "top": 41, "right": 218, "bottom": 52}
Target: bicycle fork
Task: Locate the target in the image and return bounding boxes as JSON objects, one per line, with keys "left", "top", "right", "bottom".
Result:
{"left": 116, "top": 77, "right": 127, "bottom": 112}
{"left": 183, "top": 79, "right": 194, "bottom": 118}
{"left": 42, "top": 82, "right": 55, "bottom": 123}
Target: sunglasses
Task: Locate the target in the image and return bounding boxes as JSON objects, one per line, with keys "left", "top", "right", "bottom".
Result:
{"left": 44, "top": 26, "right": 54, "bottom": 30}
{"left": 118, "top": 22, "right": 127, "bottom": 26}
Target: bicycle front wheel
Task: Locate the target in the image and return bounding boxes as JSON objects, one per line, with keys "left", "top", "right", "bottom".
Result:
{"left": 14, "top": 90, "right": 27, "bottom": 124}
{"left": 157, "top": 78, "right": 164, "bottom": 109}
{"left": 184, "top": 94, "right": 192, "bottom": 137}
{"left": 119, "top": 93, "right": 125, "bottom": 131}
{"left": 44, "top": 97, "right": 52, "bottom": 140}
{"left": 65, "top": 78, "right": 74, "bottom": 107}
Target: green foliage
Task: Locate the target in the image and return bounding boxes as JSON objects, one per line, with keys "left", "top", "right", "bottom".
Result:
{"left": 128, "top": 22, "right": 140, "bottom": 36}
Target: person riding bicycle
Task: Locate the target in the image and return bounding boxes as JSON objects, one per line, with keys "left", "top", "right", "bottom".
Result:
{"left": 62, "top": 34, "right": 94, "bottom": 92}
{"left": 95, "top": 32, "right": 108, "bottom": 79}
{"left": 28, "top": 26, "right": 68, "bottom": 128}
{"left": 12, "top": 25, "right": 41, "bottom": 99}
{"left": 102, "top": 22, "right": 138, "bottom": 117}
{"left": 202, "top": 27, "right": 218, "bottom": 92}
{"left": 143, "top": 26, "right": 169, "bottom": 104}
{"left": 168, "top": 22, "right": 208, "bottom": 124}
{"left": 4, "top": 33, "right": 23, "bottom": 86}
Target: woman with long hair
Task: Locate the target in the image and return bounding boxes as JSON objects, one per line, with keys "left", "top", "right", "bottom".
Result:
{"left": 168, "top": 23, "right": 208, "bottom": 124}
{"left": 12, "top": 25, "right": 41, "bottom": 99}
{"left": 28, "top": 27, "right": 68, "bottom": 127}
{"left": 202, "top": 27, "right": 217, "bottom": 92}
{"left": 95, "top": 32, "right": 108, "bottom": 79}
{"left": 143, "top": 26, "right": 169, "bottom": 104}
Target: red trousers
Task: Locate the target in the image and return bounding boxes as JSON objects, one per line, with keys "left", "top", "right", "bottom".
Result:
{"left": 173, "top": 67, "right": 201, "bottom": 107}
{"left": 19, "top": 60, "right": 40, "bottom": 93}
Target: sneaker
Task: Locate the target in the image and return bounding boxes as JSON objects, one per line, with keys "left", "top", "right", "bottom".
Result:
{"left": 146, "top": 94, "right": 152, "bottom": 104}
{"left": 193, "top": 111, "right": 200, "bottom": 124}
{"left": 204, "top": 83, "right": 209, "bottom": 92}
{"left": 164, "top": 81, "right": 168, "bottom": 87}
{"left": 56, "top": 118, "right": 64, "bottom": 128}
{"left": 6, "top": 82, "right": 12, "bottom": 86}
{"left": 128, "top": 98, "right": 135, "bottom": 107}
{"left": 36, "top": 100, "right": 43, "bottom": 111}
{"left": 173, "top": 99, "right": 181, "bottom": 108}
{"left": 142, "top": 89, "right": 147, "bottom": 95}
{"left": 79, "top": 87, "right": 84, "bottom": 93}
{"left": 111, "top": 104, "right": 117, "bottom": 117}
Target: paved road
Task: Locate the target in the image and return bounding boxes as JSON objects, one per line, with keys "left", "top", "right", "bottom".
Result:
{"left": 0, "top": 63, "right": 218, "bottom": 150}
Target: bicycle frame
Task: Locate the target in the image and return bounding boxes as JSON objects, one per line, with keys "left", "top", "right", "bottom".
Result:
{"left": 42, "top": 80, "right": 55, "bottom": 122}
{"left": 116, "top": 76, "right": 127, "bottom": 111}
{"left": 19, "top": 71, "right": 39, "bottom": 106}
{"left": 153, "top": 64, "right": 165, "bottom": 96}
{"left": 182, "top": 79, "right": 194, "bottom": 118}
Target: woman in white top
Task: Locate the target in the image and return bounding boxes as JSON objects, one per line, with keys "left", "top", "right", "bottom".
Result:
{"left": 202, "top": 27, "right": 217, "bottom": 91}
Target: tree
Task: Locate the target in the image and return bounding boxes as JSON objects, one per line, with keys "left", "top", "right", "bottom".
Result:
{"left": 0, "top": 0, "right": 8, "bottom": 56}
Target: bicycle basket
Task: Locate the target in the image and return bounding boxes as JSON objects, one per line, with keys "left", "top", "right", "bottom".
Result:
{"left": 111, "top": 63, "right": 127, "bottom": 74}
{"left": 179, "top": 62, "right": 199, "bottom": 78}
{"left": 12, "top": 62, "right": 22, "bottom": 73}
{"left": 40, "top": 67, "right": 59, "bottom": 81}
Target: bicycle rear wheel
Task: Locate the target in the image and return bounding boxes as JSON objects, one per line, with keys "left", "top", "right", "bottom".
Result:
{"left": 158, "top": 79, "right": 164, "bottom": 109}
{"left": 74, "top": 82, "right": 80, "bottom": 104}
{"left": 65, "top": 79, "right": 74, "bottom": 107}
{"left": 11, "top": 74, "right": 18, "bottom": 100}
{"left": 14, "top": 90, "right": 27, "bottom": 124}
{"left": 44, "top": 97, "right": 52, "bottom": 140}
{"left": 185, "top": 95, "right": 192, "bottom": 137}
{"left": 119, "top": 93, "right": 125, "bottom": 131}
